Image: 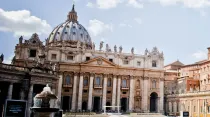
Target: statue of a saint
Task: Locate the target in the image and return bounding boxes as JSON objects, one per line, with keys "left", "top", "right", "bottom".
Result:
{"left": 0, "top": 53, "right": 4, "bottom": 63}
{"left": 92, "top": 42, "right": 95, "bottom": 50}
{"left": 131, "top": 47, "right": 134, "bottom": 54}
{"left": 99, "top": 41, "right": 104, "bottom": 51}
{"left": 106, "top": 44, "right": 109, "bottom": 52}
{"left": 119, "top": 46, "right": 123, "bottom": 53}
{"left": 114, "top": 45, "right": 117, "bottom": 53}
{"left": 19, "top": 36, "right": 23, "bottom": 44}
{"left": 145, "top": 48, "right": 148, "bottom": 55}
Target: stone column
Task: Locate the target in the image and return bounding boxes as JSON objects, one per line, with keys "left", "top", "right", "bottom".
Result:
{"left": 142, "top": 77, "right": 149, "bottom": 112}
{"left": 112, "top": 76, "right": 117, "bottom": 110}
{"left": 102, "top": 74, "right": 107, "bottom": 110}
{"left": 88, "top": 73, "right": 94, "bottom": 110}
{"left": 77, "top": 73, "right": 84, "bottom": 110}
{"left": 117, "top": 76, "right": 121, "bottom": 110}
{"left": 129, "top": 77, "right": 134, "bottom": 111}
{"left": 20, "top": 90, "right": 25, "bottom": 100}
{"left": 27, "top": 84, "right": 33, "bottom": 117}
{"left": 58, "top": 74, "right": 63, "bottom": 102}
{"left": 7, "top": 82, "right": 13, "bottom": 99}
{"left": 190, "top": 100, "right": 192, "bottom": 117}
{"left": 71, "top": 73, "right": 78, "bottom": 111}
{"left": 159, "top": 78, "right": 164, "bottom": 113}
{"left": 197, "top": 99, "right": 200, "bottom": 116}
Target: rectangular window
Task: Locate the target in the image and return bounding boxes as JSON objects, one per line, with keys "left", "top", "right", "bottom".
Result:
{"left": 152, "top": 60, "right": 157, "bottom": 67}
{"left": 123, "top": 60, "right": 129, "bottom": 65}
{"left": 194, "top": 106, "right": 196, "bottom": 112}
{"left": 109, "top": 59, "right": 113, "bottom": 62}
{"left": 51, "top": 54, "right": 57, "bottom": 60}
{"left": 29, "top": 49, "right": 36, "bottom": 57}
{"left": 122, "top": 92, "right": 126, "bottom": 94}
{"left": 67, "top": 56, "right": 74, "bottom": 60}
{"left": 137, "top": 61, "right": 141, "bottom": 66}
{"left": 107, "top": 91, "right": 111, "bottom": 94}
{"left": 64, "top": 89, "right": 69, "bottom": 92}
{"left": 86, "top": 57, "right": 90, "bottom": 61}
{"left": 83, "top": 90, "right": 88, "bottom": 93}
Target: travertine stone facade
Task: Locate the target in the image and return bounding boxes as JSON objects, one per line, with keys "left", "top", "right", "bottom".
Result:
{"left": 12, "top": 4, "right": 165, "bottom": 113}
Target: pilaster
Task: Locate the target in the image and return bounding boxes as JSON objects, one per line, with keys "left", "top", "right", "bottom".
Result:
{"left": 129, "top": 76, "right": 134, "bottom": 111}
{"left": 77, "top": 73, "right": 84, "bottom": 110}
{"left": 88, "top": 73, "right": 94, "bottom": 110}
{"left": 7, "top": 82, "right": 13, "bottom": 99}
{"left": 117, "top": 76, "right": 121, "bottom": 108}
{"left": 71, "top": 72, "right": 78, "bottom": 111}
{"left": 112, "top": 75, "right": 117, "bottom": 110}
{"left": 102, "top": 74, "right": 107, "bottom": 110}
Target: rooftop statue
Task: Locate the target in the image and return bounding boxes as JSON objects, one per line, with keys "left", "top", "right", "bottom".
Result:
{"left": 99, "top": 41, "right": 104, "bottom": 51}
{"left": 114, "top": 45, "right": 117, "bottom": 53}
{"left": 119, "top": 46, "right": 123, "bottom": 53}
{"left": 0, "top": 54, "right": 4, "bottom": 63}
{"left": 131, "top": 47, "right": 134, "bottom": 54}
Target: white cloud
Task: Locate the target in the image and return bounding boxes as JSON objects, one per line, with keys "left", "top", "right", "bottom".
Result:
{"left": 127, "top": 0, "right": 144, "bottom": 8}
{"left": 119, "top": 23, "right": 132, "bottom": 28}
{"left": 192, "top": 51, "right": 207, "bottom": 59}
{"left": 134, "top": 18, "right": 142, "bottom": 24}
{"left": 95, "top": 0, "right": 123, "bottom": 9}
{"left": 0, "top": 8, "right": 51, "bottom": 37}
{"left": 151, "top": 0, "right": 210, "bottom": 8}
{"left": 86, "top": 2, "right": 94, "bottom": 8}
{"left": 88, "top": 19, "right": 113, "bottom": 37}
{"left": 3, "top": 54, "right": 14, "bottom": 64}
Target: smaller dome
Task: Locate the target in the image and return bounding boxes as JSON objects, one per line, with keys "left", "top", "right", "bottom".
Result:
{"left": 48, "top": 4, "right": 92, "bottom": 48}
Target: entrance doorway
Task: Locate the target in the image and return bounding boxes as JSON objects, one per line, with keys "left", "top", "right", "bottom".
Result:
{"left": 82, "top": 101, "right": 87, "bottom": 111}
{"left": 0, "top": 82, "right": 9, "bottom": 116}
{"left": 150, "top": 92, "right": 158, "bottom": 112}
{"left": 62, "top": 96, "right": 71, "bottom": 111}
{"left": 106, "top": 102, "right": 111, "bottom": 111}
{"left": 121, "top": 98, "right": 127, "bottom": 112}
{"left": 93, "top": 97, "right": 100, "bottom": 112}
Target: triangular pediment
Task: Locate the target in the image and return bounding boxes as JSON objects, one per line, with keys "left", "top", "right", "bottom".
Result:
{"left": 81, "top": 56, "right": 117, "bottom": 67}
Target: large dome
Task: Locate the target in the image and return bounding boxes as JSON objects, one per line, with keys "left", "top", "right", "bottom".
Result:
{"left": 48, "top": 5, "right": 92, "bottom": 47}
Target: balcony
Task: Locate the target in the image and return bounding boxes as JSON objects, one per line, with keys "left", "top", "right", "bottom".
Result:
{"left": 121, "top": 86, "right": 129, "bottom": 90}
{"left": 94, "top": 84, "right": 102, "bottom": 88}
{"left": 63, "top": 84, "right": 73, "bottom": 88}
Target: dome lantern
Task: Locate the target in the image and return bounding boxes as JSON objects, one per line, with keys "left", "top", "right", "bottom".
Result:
{"left": 67, "top": 4, "right": 78, "bottom": 22}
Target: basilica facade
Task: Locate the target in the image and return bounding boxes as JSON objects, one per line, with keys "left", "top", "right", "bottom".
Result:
{"left": 13, "top": 5, "right": 165, "bottom": 113}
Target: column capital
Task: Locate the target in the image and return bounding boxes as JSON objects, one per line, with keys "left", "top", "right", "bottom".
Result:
{"left": 79, "top": 72, "right": 84, "bottom": 76}
{"left": 74, "top": 72, "right": 79, "bottom": 75}
{"left": 90, "top": 73, "right": 95, "bottom": 77}
{"left": 143, "top": 77, "right": 149, "bottom": 80}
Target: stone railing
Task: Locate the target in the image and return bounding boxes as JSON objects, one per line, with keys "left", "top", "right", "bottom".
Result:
{"left": 94, "top": 84, "right": 102, "bottom": 88}
{"left": 167, "top": 90, "right": 210, "bottom": 98}
{"left": 121, "top": 86, "right": 129, "bottom": 90}
{"left": 63, "top": 84, "right": 73, "bottom": 88}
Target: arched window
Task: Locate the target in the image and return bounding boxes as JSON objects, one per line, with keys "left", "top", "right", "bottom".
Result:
{"left": 83, "top": 78, "right": 88, "bottom": 86}
{"left": 107, "top": 78, "right": 111, "bottom": 87}
{"left": 152, "top": 60, "right": 157, "bottom": 67}
{"left": 65, "top": 75, "right": 71, "bottom": 85}
{"left": 122, "top": 79, "right": 127, "bottom": 87}
{"left": 152, "top": 80, "right": 156, "bottom": 88}
{"left": 95, "top": 77, "right": 101, "bottom": 85}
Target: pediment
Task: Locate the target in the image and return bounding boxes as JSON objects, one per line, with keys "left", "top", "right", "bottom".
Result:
{"left": 82, "top": 57, "right": 117, "bottom": 67}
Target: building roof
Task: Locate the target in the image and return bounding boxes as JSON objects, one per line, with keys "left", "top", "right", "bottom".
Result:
{"left": 165, "top": 60, "right": 184, "bottom": 67}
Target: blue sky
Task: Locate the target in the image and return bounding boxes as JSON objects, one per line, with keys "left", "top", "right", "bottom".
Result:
{"left": 0, "top": 0, "right": 210, "bottom": 65}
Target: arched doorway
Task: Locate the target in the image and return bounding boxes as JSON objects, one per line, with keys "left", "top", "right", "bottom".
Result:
{"left": 106, "top": 102, "right": 111, "bottom": 111}
{"left": 150, "top": 92, "right": 158, "bottom": 112}
{"left": 82, "top": 101, "right": 87, "bottom": 111}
